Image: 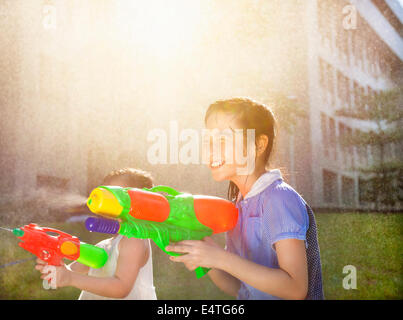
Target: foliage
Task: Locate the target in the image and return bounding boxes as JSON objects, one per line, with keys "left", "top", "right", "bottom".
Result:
{"left": 336, "top": 87, "right": 403, "bottom": 210}
{"left": 268, "top": 92, "right": 307, "bottom": 133}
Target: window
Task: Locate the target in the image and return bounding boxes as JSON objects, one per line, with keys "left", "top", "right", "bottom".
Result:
{"left": 321, "top": 113, "right": 329, "bottom": 157}
{"left": 337, "top": 71, "right": 350, "bottom": 105}
{"left": 342, "top": 176, "right": 355, "bottom": 206}
{"left": 356, "top": 130, "right": 368, "bottom": 166}
{"left": 353, "top": 18, "right": 365, "bottom": 67}
{"left": 349, "top": 79, "right": 354, "bottom": 107}
{"left": 338, "top": 123, "right": 354, "bottom": 168}
{"left": 319, "top": 58, "right": 326, "bottom": 88}
{"left": 359, "top": 177, "right": 374, "bottom": 205}
{"left": 367, "top": 145, "right": 374, "bottom": 165}
{"left": 360, "top": 87, "right": 368, "bottom": 109}
{"left": 348, "top": 78, "right": 352, "bottom": 107}
{"left": 337, "top": 71, "right": 342, "bottom": 101}
{"left": 354, "top": 81, "right": 360, "bottom": 108}
{"left": 367, "top": 86, "right": 374, "bottom": 103}
{"left": 339, "top": 122, "right": 347, "bottom": 164}
{"left": 319, "top": 58, "right": 336, "bottom": 104}
{"left": 318, "top": 0, "right": 333, "bottom": 43}
{"left": 367, "top": 44, "right": 374, "bottom": 74}
{"left": 323, "top": 170, "right": 338, "bottom": 204}
{"left": 346, "top": 126, "right": 354, "bottom": 168}
{"left": 335, "top": 6, "right": 349, "bottom": 57}
{"left": 327, "top": 63, "right": 334, "bottom": 95}
{"left": 329, "top": 117, "right": 336, "bottom": 160}
{"left": 347, "top": 30, "right": 353, "bottom": 65}
{"left": 351, "top": 29, "right": 357, "bottom": 63}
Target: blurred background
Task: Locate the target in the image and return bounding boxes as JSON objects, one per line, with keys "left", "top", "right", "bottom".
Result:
{"left": 0, "top": 0, "right": 402, "bottom": 299}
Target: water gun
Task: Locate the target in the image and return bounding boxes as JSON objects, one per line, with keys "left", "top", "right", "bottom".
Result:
{"left": 11, "top": 223, "right": 108, "bottom": 289}
{"left": 85, "top": 185, "right": 238, "bottom": 278}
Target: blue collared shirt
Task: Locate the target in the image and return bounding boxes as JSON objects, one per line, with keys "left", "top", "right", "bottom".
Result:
{"left": 226, "top": 177, "right": 324, "bottom": 300}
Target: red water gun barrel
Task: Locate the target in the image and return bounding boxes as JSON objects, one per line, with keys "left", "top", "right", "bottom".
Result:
{"left": 127, "top": 189, "right": 170, "bottom": 222}
{"left": 193, "top": 195, "right": 238, "bottom": 234}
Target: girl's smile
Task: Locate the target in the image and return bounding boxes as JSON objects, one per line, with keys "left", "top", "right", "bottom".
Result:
{"left": 210, "top": 159, "right": 226, "bottom": 169}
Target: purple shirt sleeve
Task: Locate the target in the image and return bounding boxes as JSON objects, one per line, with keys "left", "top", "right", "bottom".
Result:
{"left": 261, "top": 186, "right": 309, "bottom": 249}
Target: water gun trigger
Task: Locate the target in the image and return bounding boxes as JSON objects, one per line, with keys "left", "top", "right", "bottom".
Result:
{"left": 195, "top": 266, "right": 210, "bottom": 278}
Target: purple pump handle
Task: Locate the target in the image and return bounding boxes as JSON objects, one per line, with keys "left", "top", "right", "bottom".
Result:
{"left": 85, "top": 217, "right": 120, "bottom": 234}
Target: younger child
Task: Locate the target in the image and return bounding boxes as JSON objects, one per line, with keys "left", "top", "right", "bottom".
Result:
{"left": 36, "top": 168, "right": 157, "bottom": 300}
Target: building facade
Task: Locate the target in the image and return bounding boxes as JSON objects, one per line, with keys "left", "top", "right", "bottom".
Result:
{"left": 0, "top": 0, "right": 401, "bottom": 211}
{"left": 304, "top": 0, "right": 402, "bottom": 209}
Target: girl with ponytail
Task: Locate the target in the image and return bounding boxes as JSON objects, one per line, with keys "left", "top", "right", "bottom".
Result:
{"left": 166, "top": 98, "right": 324, "bottom": 300}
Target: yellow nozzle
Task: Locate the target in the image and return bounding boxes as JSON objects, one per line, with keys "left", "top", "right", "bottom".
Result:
{"left": 87, "top": 187, "right": 123, "bottom": 218}
{"left": 60, "top": 241, "right": 78, "bottom": 256}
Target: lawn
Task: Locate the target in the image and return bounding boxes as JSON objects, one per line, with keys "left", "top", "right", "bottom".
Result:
{"left": 316, "top": 213, "right": 402, "bottom": 299}
{"left": 0, "top": 213, "right": 401, "bottom": 299}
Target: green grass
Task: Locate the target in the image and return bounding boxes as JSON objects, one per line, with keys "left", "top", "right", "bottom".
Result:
{"left": 0, "top": 213, "right": 402, "bottom": 299}
{"left": 316, "top": 213, "right": 403, "bottom": 299}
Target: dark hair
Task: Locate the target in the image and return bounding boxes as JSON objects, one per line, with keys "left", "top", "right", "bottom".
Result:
{"left": 204, "top": 97, "right": 276, "bottom": 202}
{"left": 102, "top": 168, "right": 154, "bottom": 189}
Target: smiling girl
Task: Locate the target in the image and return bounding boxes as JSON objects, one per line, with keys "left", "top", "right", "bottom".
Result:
{"left": 166, "top": 97, "right": 324, "bottom": 300}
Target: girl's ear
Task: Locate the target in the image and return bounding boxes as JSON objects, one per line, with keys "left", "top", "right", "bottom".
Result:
{"left": 256, "top": 134, "right": 269, "bottom": 157}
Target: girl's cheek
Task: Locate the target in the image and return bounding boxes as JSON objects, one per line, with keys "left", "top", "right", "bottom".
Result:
{"left": 227, "top": 164, "right": 239, "bottom": 179}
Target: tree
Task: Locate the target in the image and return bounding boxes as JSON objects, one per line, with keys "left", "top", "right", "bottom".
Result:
{"left": 267, "top": 92, "right": 307, "bottom": 134}
{"left": 336, "top": 87, "right": 403, "bottom": 211}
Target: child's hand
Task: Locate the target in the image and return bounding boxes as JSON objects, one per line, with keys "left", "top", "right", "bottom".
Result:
{"left": 35, "top": 258, "right": 72, "bottom": 288}
{"left": 166, "top": 237, "right": 225, "bottom": 270}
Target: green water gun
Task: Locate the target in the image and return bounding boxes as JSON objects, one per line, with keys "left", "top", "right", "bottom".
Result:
{"left": 84, "top": 185, "right": 239, "bottom": 278}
